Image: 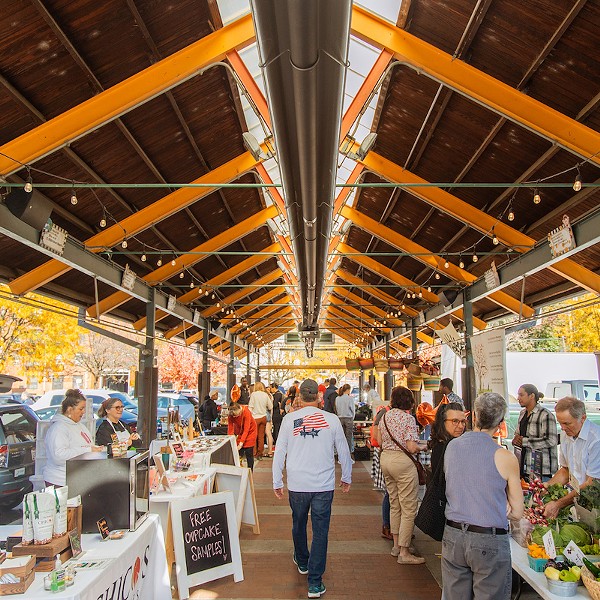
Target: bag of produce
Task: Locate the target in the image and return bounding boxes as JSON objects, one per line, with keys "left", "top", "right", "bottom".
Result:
{"left": 21, "top": 493, "right": 34, "bottom": 546}
{"left": 31, "top": 491, "right": 55, "bottom": 544}
{"left": 52, "top": 486, "right": 68, "bottom": 537}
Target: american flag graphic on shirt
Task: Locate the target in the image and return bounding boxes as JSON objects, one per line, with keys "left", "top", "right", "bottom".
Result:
{"left": 293, "top": 412, "right": 330, "bottom": 437}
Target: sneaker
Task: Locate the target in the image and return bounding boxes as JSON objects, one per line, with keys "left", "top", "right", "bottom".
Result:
{"left": 293, "top": 553, "right": 308, "bottom": 575}
{"left": 308, "top": 583, "right": 326, "bottom": 598}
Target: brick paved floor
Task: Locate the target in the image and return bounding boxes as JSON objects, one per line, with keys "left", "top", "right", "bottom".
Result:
{"left": 184, "top": 458, "right": 443, "bottom": 600}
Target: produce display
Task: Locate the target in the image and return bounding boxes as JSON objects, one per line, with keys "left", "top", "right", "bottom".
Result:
{"left": 544, "top": 562, "right": 581, "bottom": 583}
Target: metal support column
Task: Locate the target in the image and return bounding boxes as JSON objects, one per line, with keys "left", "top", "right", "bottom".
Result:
{"left": 462, "top": 289, "right": 477, "bottom": 423}
{"left": 255, "top": 351, "right": 260, "bottom": 383}
{"left": 411, "top": 321, "right": 421, "bottom": 406}
{"left": 139, "top": 289, "right": 158, "bottom": 445}
{"left": 246, "top": 349, "right": 252, "bottom": 384}
{"left": 384, "top": 338, "right": 393, "bottom": 401}
{"left": 200, "top": 326, "right": 209, "bottom": 399}
{"left": 227, "top": 338, "right": 236, "bottom": 404}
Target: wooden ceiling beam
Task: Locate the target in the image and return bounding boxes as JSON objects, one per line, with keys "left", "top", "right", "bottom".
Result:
{"left": 351, "top": 5, "right": 600, "bottom": 165}
{"left": 87, "top": 206, "right": 277, "bottom": 319}
{"left": 326, "top": 305, "right": 392, "bottom": 335}
{"left": 331, "top": 289, "right": 404, "bottom": 328}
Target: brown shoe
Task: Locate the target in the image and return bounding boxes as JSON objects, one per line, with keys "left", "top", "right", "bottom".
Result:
{"left": 381, "top": 527, "right": 393, "bottom": 540}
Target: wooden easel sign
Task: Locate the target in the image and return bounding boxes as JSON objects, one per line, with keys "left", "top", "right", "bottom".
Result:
{"left": 170, "top": 491, "right": 243, "bottom": 598}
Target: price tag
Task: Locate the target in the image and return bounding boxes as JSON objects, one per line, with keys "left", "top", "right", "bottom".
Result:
{"left": 564, "top": 540, "right": 585, "bottom": 567}
{"left": 542, "top": 529, "right": 557, "bottom": 559}
{"left": 568, "top": 472, "right": 581, "bottom": 494}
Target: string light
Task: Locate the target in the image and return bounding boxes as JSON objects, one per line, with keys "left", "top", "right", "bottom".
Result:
{"left": 427, "top": 286, "right": 432, "bottom": 292}
{"left": 472, "top": 253, "right": 478, "bottom": 263}
{"left": 190, "top": 281, "right": 194, "bottom": 288}
{"left": 99, "top": 213, "right": 107, "bottom": 228}
{"left": 171, "top": 257, "right": 176, "bottom": 267}
{"left": 179, "top": 272, "right": 184, "bottom": 279}
{"left": 204, "top": 290, "right": 209, "bottom": 296}
{"left": 141, "top": 252, "right": 147, "bottom": 262}
{"left": 444, "top": 259, "right": 449, "bottom": 269}
{"left": 70, "top": 190, "right": 78, "bottom": 205}
{"left": 492, "top": 228, "right": 499, "bottom": 245}
{"left": 533, "top": 189, "right": 541, "bottom": 204}
{"left": 211, "top": 293, "right": 216, "bottom": 300}
{"left": 24, "top": 172, "right": 33, "bottom": 193}
{"left": 157, "top": 256, "right": 163, "bottom": 266}
{"left": 508, "top": 208, "right": 515, "bottom": 221}
{"left": 418, "top": 291, "right": 423, "bottom": 298}
{"left": 435, "top": 272, "right": 440, "bottom": 280}
{"left": 121, "top": 239, "right": 128, "bottom": 249}
{"left": 459, "top": 256, "right": 465, "bottom": 269}
{"left": 573, "top": 168, "right": 582, "bottom": 192}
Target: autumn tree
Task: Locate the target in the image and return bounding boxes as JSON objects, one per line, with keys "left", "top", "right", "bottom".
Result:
{"left": 554, "top": 295, "right": 600, "bottom": 352}
{"left": 158, "top": 343, "right": 203, "bottom": 389}
{"left": 0, "top": 286, "right": 80, "bottom": 380}
{"left": 74, "top": 331, "right": 138, "bottom": 387}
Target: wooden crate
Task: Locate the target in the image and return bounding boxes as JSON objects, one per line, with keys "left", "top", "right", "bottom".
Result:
{"left": 0, "top": 555, "right": 35, "bottom": 579}
{"left": 0, "top": 569, "right": 35, "bottom": 596}
{"left": 12, "top": 533, "right": 69, "bottom": 558}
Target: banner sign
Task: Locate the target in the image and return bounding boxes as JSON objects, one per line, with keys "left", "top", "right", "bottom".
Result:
{"left": 471, "top": 328, "right": 507, "bottom": 397}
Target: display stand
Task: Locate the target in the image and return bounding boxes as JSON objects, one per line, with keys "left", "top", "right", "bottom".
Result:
{"left": 213, "top": 464, "right": 259, "bottom": 534}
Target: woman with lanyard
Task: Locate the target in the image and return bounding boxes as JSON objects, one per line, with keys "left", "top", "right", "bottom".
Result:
{"left": 96, "top": 397, "right": 141, "bottom": 449}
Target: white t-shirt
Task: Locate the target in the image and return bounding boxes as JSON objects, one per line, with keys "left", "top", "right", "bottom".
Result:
{"left": 273, "top": 406, "right": 352, "bottom": 492}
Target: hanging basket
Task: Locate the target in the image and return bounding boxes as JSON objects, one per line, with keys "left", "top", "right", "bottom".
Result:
{"left": 358, "top": 357, "right": 374, "bottom": 370}
{"left": 345, "top": 354, "right": 360, "bottom": 371}
{"left": 407, "top": 374, "right": 422, "bottom": 392}
{"left": 422, "top": 376, "right": 441, "bottom": 391}
{"left": 407, "top": 362, "right": 422, "bottom": 376}
{"left": 388, "top": 358, "right": 404, "bottom": 371}
{"left": 374, "top": 358, "right": 389, "bottom": 373}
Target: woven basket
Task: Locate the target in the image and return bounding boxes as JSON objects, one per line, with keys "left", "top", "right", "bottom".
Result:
{"left": 358, "top": 357, "right": 374, "bottom": 370}
{"left": 407, "top": 374, "right": 422, "bottom": 391}
{"left": 346, "top": 356, "right": 360, "bottom": 371}
{"left": 388, "top": 358, "right": 404, "bottom": 371}
{"left": 582, "top": 565, "right": 600, "bottom": 600}
{"left": 407, "top": 362, "right": 422, "bottom": 376}
{"left": 422, "top": 376, "right": 441, "bottom": 391}
{"left": 374, "top": 358, "right": 389, "bottom": 373}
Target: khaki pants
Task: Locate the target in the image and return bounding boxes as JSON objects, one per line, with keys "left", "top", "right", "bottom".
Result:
{"left": 380, "top": 449, "right": 419, "bottom": 547}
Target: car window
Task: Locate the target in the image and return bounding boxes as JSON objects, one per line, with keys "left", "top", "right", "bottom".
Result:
{"left": 583, "top": 385, "right": 600, "bottom": 402}
{"left": 157, "top": 397, "right": 169, "bottom": 409}
{"left": 50, "top": 394, "right": 64, "bottom": 406}
{"left": 87, "top": 395, "right": 108, "bottom": 405}
{"left": 0, "top": 408, "right": 37, "bottom": 443}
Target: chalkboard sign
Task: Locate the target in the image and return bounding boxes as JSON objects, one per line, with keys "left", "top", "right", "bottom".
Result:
{"left": 170, "top": 491, "right": 243, "bottom": 597}
{"left": 181, "top": 502, "right": 231, "bottom": 574}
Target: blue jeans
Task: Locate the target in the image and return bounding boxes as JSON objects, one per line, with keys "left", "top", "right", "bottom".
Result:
{"left": 288, "top": 490, "right": 334, "bottom": 587}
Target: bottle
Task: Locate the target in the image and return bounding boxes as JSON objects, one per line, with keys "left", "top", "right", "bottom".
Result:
{"left": 156, "top": 418, "right": 163, "bottom": 439}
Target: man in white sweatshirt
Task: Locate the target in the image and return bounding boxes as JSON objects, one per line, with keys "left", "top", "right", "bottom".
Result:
{"left": 273, "top": 379, "right": 352, "bottom": 599}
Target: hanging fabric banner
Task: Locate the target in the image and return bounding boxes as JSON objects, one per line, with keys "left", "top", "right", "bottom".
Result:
{"left": 435, "top": 322, "right": 463, "bottom": 359}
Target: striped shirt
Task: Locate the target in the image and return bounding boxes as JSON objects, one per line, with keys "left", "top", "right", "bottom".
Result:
{"left": 518, "top": 404, "right": 558, "bottom": 476}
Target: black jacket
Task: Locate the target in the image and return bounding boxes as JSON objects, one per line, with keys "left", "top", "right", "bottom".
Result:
{"left": 238, "top": 385, "right": 250, "bottom": 405}
{"left": 272, "top": 391, "right": 284, "bottom": 422}
{"left": 200, "top": 398, "right": 219, "bottom": 429}
{"left": 323, "top": 385, "right": 338, "bottom": 413}
{"left": 95, "top": 419, "right": 140, "bottom": 447}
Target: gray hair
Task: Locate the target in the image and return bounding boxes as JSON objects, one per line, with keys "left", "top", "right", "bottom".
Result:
{"left": 555, "top": 396, "right": 586, "bottom": 420}
{"left": 474, "top": 392, "right": 507, "bottom": 430}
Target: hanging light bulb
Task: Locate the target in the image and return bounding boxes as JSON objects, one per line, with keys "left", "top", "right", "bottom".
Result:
{"left": 427, "top": 286, "right": 432, "bottom": 292}
{"left": 459, "top": 256, "right": 465, "bottom": 269}
{"left": 190, "top": 281, "right": 194, "bottom": 288}
{"left": 492, "top": 231, "right": 499, "bottom": 245}
{"left": 171, "top": 258, "right": 176, "bottom": 267}
{"left": 204, "top": 290, "right": 209, "bottom": 296}
{"left": 573, "top": 169, "right": 582, "bottom": 192}
{"left": 179, "top": 272, "right": 184, "bottom": 279}
{"left": 141, "top": 253, "right": 147, "bottom": 262}
{"left": 157, "top": 256, "right": 163, "bottom": 266}
{"left": 435, "top": 272, "right": 440, "bottom": 280}
{"left": 401, "top": 303, "right": 405, "bottom": 310}
{"left": 211, "top": 293, "right": 216, "bottom": 300}
{"left": 24, "top": 179, "right": 33, "bottom": 193}
{"left": 70, "top": 191, "right": 78, "bottom": 205}
{"left": 508, "top": 208, "right": 515, "bottom": 221}
{"left": 444, "top": 259, "right": 449, "bottom": 269}
{"left": 216, "top": 302, "right": 221, "bottom": 308}
{"left": 418, "top": 291, "right": 423, "bottom": 298}
{"left": 472, "top": 253, "right": 478, "bottom": 263}
{"left": 121, "top": 239, "right": 128, "bottom": 249}
{"left": 412, "top": 292, "right": 417, "bottom": 299}
{"left": 99, "top": 214, "right": 107, "bottom": 228}
{"left": 533, "top": 189, "right": 541, "bottom": 204}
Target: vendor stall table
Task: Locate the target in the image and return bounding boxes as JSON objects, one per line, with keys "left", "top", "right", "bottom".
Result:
{"left": 510, "top": 538, "right": 591, "bottom": 600}
{"left": 150, "top": 434, "right": 238, "bottom": 468}
{"left": 5, "top": 513, "right": 170, "bottom": 600}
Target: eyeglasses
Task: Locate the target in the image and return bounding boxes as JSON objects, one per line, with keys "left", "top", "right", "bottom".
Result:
{"left": 112, "top": 405, "right": 124, "bottom": 410}
{"left": 445, "top": 418, "right": 467, "bottom": 426}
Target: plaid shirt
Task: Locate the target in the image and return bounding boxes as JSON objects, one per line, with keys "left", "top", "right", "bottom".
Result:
{"left": 518, "top": 404, "right": 558, "bottom": 476}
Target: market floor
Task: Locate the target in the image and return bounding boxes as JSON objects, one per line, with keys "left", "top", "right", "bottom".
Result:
{"left": 178, "top": 459, "right": 443, "bottom": 600}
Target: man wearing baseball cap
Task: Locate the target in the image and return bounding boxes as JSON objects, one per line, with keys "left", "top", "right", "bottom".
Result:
{"left": 273, "top": 378, "right": 352, "bottom": 599}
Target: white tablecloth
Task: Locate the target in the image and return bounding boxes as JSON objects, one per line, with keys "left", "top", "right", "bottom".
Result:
{"left": 511, "top": 538, "right": 590, "bottom": 600}
{"left": 16, "top": 513, "right": 170, "bottom": 599}
{"left": 149, "top": 435, "right": 238, "bottom": 469}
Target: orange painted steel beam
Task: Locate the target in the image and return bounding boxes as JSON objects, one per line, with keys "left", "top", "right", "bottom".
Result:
{"left": 326, "top": 306, "right": 392, "bottom": 336}
{"left": 0, "top": 14, "right": 256, "bottom": 175}
{"left": 10, "top": 150, "right": 260, "bottom": 296}
{"left": 239, "top": 307, "right": 293, "bottom": 338}
{"left": 333, "top": 164, "right": 365, "bottom": 215}
{"left": 323, "top": 318, "right": 362, "bottom": 343}
{"left": 340, "top": 48, "right": 394, "bottom": 142}
{"left": 168, "top": 277, "right": 285, "bottom": 341}
{"left": 255, "top": 164, "right": 287, "bottom": 215}
{"left": 133, "top": 242, "right": 282, "bottom": 330}
{"left": 227, "top": 301, "right": 291, "bottom": 336}
{"left": 360, "top": 152, "right": 600, "bottom": 295}
{"left": 226, "top": 50, "right": 271, "bottom": 130}
{"left": 351, "top": 5, "right": 600, "bottom": 165}
{"left": 246, "top": 317, "right": 295, "bottom": 342}
{"left": 87, "top": 206, "right": 278, "bottom": 318}
{"left": 330, "top": 290, "right": 404, "bottom": 328}
{"left": 340, "top": 207, "right": 535, "bottom": 318}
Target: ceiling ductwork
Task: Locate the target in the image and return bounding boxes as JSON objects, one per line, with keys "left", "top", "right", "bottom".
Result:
{"left": 251, "top": 0, "right": 352, "bottom": 339}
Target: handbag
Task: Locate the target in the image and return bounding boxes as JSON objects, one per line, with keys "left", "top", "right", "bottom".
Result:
{"left": 369, "top": 406, "right": 390, "bottom": 448}
{"left": 382, "top": 413, "right": 427, "bottom": 485}
{"left": 414, "top": 448, "right": 447, "bottom": 541}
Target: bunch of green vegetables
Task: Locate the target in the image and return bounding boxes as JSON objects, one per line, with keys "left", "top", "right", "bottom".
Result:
{"left": 578, "top": 479, "right": 600, "bottom": 512}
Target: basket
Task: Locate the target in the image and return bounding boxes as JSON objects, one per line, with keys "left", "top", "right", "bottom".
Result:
{"left": 582, "top": 565, "right": 600, "bottom": 600}
{"left": 526, "top": 554, "right": 564, "bottom": 572}
{"left": 407, "top": 362, "right": 422, "bottom": 376}
{"left": 423, "top": 377, "right": 441, "bottom": 391}
{"left": 358, "top": 357, "right": 374, "bottom": 370}
{"left": 346, "top": 354, "right": 360, "bottom": 371}
{"left": 388, "top": 358, "right": 404, "bottom": 371}
{"left": 407, "top": 374, "right": 422, "bottom": 391}
{"left": 374, "top": 358, "right": 389, "bottom": 373}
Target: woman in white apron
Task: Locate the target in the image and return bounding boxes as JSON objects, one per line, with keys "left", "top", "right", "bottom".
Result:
{"left": 95, "top": 397, "right": 141, "bottom": 448}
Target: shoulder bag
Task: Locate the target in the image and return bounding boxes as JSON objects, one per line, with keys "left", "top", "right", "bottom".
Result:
{"left": 382, "top": 413, "right": 427, "bottom": 485}
{"left": 414, "top": 444, "right": 447, "bottom": 541}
